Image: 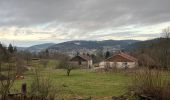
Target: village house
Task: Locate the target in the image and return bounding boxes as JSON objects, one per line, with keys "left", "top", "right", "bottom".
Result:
{"left": 70, "top": 54, "right": 93, "bottom": 68}
{"left": 99, "top": 52, "right": 138, "bottom": 69}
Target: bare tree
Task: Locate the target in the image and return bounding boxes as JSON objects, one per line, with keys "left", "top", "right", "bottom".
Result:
{"left": 160, "top": 27, "right": 170, "bottom": 68}
{"left": 0, "top": 63, "right": 17, "bottom": 100}
{"left": 0, "top": 53, "right": 17, "bottom": 100}
{"left": 58, "top": 60, "right": 78, "bottom": 76}
{"left": 162, "top": 27, "right": 170, "bottom": 39}
{"left": 136, "top": 27, "right": 170, "bottom": 69}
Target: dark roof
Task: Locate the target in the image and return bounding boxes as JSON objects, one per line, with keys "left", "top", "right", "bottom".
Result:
{"left": 106, "top": 52, "right": 137, "bottom": 62}
{"left": 70, "top": 55, "right": 92, "bottom": 61}
{"left": 79, "top": 55, "right": 92, "bottom": 60}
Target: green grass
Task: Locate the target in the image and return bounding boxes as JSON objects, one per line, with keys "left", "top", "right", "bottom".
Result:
{"left": 6, "top": 59, "right": 132, "bottom": 97}
{"left": 13, "top": 69, "right": 131, "bottom": 97}
{"left": 3, "top": 60, "right": 169, "bottom": 99}
{"left": 47, "top": 59, "right": 59, "bottom": 69}
{"left": 57, "top": 70, "right": 130, "bottom": 96}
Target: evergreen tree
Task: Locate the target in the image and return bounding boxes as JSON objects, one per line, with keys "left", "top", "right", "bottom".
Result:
{"left": 8, "top": 44, "right": 14, "bottom": 53}
{"left": 0, "top": 43, "right": 10, "bottom": 62}
{"left": 45, "top": 49, "right": 49, "bottom": 58}
{"left": 0, "top": 42, "right": 3, "bottom": 49}
{"left": 105, "top": 51, "right": 111, "bottom": 59}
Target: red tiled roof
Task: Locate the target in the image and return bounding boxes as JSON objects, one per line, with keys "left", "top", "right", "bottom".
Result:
{"left": 106, "top": 52, "right": 137, "bottom": 62}
{"left": 119, "top": 52, "right": 137, "bottom": 62}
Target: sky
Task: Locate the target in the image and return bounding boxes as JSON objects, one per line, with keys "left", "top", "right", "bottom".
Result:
{"left": 0, "top": 0, "right": 170, "bottom": 47}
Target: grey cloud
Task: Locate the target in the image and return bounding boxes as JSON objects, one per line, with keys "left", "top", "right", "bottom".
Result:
{"left": 0, "top": 0, "right": 170, "bottom": 45}
{"left": 0, "top": 0, "right": 170, "bottom": 27}
{"left": 133, "top": 33, "right": 160, "bottom": 38}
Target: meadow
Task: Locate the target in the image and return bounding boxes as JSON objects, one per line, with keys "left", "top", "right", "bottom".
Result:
{"left": 1, "top": 59, "right": 170, "bottom": 100}
{"left": 11, "top": 60, "right": 132, "bottom": 98}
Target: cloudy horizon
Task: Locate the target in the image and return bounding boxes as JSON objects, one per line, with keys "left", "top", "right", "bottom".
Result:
{"left": 0, "top": 0, "right": 170, "bottom": 47}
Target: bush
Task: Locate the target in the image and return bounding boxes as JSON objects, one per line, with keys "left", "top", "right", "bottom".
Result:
{"left": 132, "top": 68, "right": 170, "bottom": 100}
{"left": 30, "top": 75, "right": 58, "bottom": 100}
{"left": 29, "top": 61, "right": 58, "bottom": 99}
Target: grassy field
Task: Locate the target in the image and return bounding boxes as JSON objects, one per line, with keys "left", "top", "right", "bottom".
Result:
{"left": 11, "top": 60, "right": 132, "bottom": 98}
{"left": 2, "top": 60, "right": 169, "bottom": 99}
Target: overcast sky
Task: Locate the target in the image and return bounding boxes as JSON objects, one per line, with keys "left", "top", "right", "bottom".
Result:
{"left": 0, "top": 0, "right": 170, "bottom": 47}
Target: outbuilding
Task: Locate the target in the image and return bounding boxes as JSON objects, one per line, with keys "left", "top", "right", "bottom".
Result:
{"left": 70, "top": 55, "right": 93, "bottom": 68}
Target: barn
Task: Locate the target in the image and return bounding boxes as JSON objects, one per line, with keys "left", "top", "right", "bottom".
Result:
{"left": 70, "top": 55, "right": 93, "bottom": 68}
{"left": 99, "top": 52, "right": 138, "bottom": 69}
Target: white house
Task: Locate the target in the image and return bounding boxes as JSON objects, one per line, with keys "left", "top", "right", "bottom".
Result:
{"left": 99, "top": 52, "right": 138, "bottom": 69}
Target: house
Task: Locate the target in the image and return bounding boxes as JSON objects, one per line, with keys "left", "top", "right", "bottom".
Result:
{"left": 70, "top": 55, "right": 93, "bottom": 68}
{"left": 99, "top": 52, "right": 138, "bottom": 69}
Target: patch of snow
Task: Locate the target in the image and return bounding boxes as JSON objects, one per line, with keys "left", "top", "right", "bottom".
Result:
{"left": 74, "top": 42, "right": 81, "bottom": 45}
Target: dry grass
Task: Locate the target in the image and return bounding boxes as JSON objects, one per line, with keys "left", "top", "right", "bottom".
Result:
{"left": 132, "top": 68, "right": 170, "bottom": 100}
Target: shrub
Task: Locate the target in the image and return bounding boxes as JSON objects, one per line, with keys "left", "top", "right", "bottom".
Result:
{"left": 30, "top": 76, "right": 57, "bottom": 100}
{"left": 29, "top": 60, "right": 58, "bottom": 99}
{"left": 0, "top": 63, "right": 17, "bottom": 100}
{"left": 132, "top": 68, "right": 170, "bottom": 100}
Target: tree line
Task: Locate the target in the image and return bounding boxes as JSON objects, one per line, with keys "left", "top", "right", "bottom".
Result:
{"left": 135, "top": 27, "right": 170, "bottom": 69}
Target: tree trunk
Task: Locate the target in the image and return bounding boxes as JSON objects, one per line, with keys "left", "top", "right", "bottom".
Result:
{"left": 67, "top": 70, "right": 70, "bottom": 76}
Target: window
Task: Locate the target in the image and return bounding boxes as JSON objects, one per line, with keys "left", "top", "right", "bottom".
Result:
{"left": 122, "top": 62, "right": 128, "bottom": 69}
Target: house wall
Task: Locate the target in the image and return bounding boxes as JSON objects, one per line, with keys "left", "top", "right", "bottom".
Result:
{"left": 99, "top": 61, "right": 106, "bottom": 68}
{"left": 70, "top": 61, "right": 90, "bottom": 69}
{"left": 88, "top": 60, "right": 93, "bottom": 68}
{"left": 113, "top": 62, "right": 137, "bottom": 68}
{"left": 99, "top": 61, "right": 138, "bottom": 69}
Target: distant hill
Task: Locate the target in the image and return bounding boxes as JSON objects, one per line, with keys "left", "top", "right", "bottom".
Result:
{"left": 20, "top": 40, "right": 140, "bottom": 53}
{"left": 48, "top": 40, "right": 139, "bottom": 52}
{"left": 16, "top": 47, "right": 27, "bottom": 51}
{"left": 25, "top": 43, "right": 56, "bottom": 53}
{"left": 124, "top": 38, "right": 161, "bottom": 51}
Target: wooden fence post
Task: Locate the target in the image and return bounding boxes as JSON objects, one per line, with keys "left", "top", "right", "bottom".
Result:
{"left": 21, "top": 83, "right": 27, "bottom": 99}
